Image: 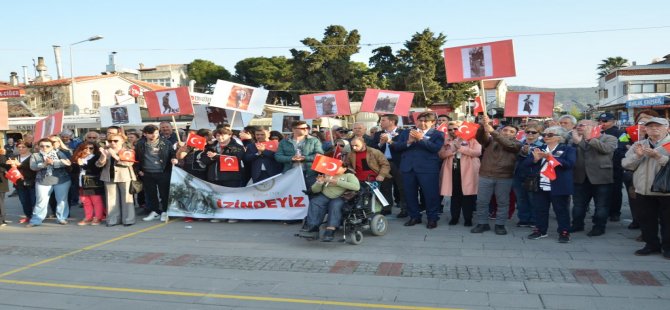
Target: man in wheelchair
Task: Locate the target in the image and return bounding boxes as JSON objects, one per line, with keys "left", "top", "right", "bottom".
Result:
{"left": 300, "top": 164, "right": 360, "bottom": 242}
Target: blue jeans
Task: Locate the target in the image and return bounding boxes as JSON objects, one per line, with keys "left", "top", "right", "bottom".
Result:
{"left": 532, "top": 191, "right": 570, "bottom": 234}
{"left": 306, "top": 194, "right": 344, "bottom": 228}
{"left": 513, "top": 177, "right": 535, "bottom": 223}
{"left": 475, "top": 177, "right": 513, "bottom": 225}
{"left": 572, "top": 179, "right": 611, "bottom": 230}
{"left": 17, "top": 186, "right": 36, "bottom": 218}
{"left": 31, "top": 181, "right": 71, "bottom": 225}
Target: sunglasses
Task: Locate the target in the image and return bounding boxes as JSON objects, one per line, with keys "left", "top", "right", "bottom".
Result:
{"left": 598, "top": 119, "right": 610, "bottom": 123}
{"left": 541, "top": 133, "right": 557, "bottom": 138}
{"left": 107, "top": 140, "right": 121, "bottom": 143}
{"left": 447, "top": 128, "right": 456, "bottom": 132}
{"left": 86, "top": 146, "right": 95, "bottom": 150}
{"left": 526, "top": 131, "right": 539, "bottom": 135}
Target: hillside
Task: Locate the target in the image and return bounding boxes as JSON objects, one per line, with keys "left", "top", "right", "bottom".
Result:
{"left": 508, "top": 86, "right": 598, "bottom": 112}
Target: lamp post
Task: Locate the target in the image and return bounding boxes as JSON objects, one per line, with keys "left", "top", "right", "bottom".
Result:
{"left": 69, "top": 35, "right": 103, "bottom": 115}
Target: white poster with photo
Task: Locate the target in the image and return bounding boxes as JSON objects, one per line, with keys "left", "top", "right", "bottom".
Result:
{"left": 517, "top": 94, "right": 540, "bottom": 116}
{"left": 271, "top": 113, "right": 313, "bottom": 133}
{"left": 191, "top": 104, "right": 253, "bottom": 130}
{"left": 211, "top": 80, "right": 268, "bottom": 115}
{"left": 461, "top": 45, "right": 493, "bottom": 79}
{"left": 100, "top": 104, "right": 142, "bottom": 127}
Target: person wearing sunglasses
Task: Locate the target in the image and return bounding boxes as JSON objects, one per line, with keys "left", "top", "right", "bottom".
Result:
{"left": 513, "top": 125, "right": 544, "bottom": 228}
{"left": 275, "top": 120, "right": 324, "bottom": 188}
{"left": 439, "top": 121, "right": 482, "bottom": 227}
{"left": 524, "top": 126, "right": 576, "bottom": 243}
{"left": 97, "top": 133, "right": 137, "bottom": 227}
{"left": 27, "top": 138, "right": 72, "bottom": 227}
{"left": 570, "top": 119, "right": 618, "bottom": 237}
{"left": 72, "top": 142, "right": 104, "bottom": 226}
{"left": 622, "top": 117, "right": 670, "bottom": 258}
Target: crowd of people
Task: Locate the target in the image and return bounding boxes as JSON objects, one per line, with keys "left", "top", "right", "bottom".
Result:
{"left": 0, "top": 111, "right": 668, "bottom": 258}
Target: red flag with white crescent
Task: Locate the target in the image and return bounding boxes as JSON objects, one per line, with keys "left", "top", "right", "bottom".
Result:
{"left": 473, "top": 96, "right": 484, "bottom": 115}
{"left": 219, "top": 155, "right": 240, "bottom": 172}
{"left": 516, "top": 130, "right": 526, "bottom": 141}
{"left": 186, "top": 133, "right": 207, "bottom": 150}
{"left": 454, "top": 121, "right": 480, "bottom": 141}
{"left": 436, "top": 123, "right": 449, "bottom": 135}
{"left": 625, "top": 125, "right": 639, "bottom": 142}
{"left": 591, "top": 125, "right": 602, "bottom": 139}
{"left": 541, "top": 154, "right": 562, "bottom": 181}
{"left": 4, "top": 166, "right": 23, "bottom": 185}
{"left": 331, "top": 145, "right": 343, "bottom": 160}
{"left": 260, "top": 140, "right": 278, "bottom": 152}
{"left": 311, "top": 154, "right": 342, "bottom": 176}
{"left": 118, "top": 149, "right": 137, "bottom": 162}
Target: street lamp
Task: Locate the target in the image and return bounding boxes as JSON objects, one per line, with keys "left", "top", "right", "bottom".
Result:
{"left": 70, "top": 35, "right": 103, "bottom": 115}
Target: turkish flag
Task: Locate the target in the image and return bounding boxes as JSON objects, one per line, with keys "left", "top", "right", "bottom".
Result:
{"left": 541, "top": 154, "right": 562, "bottom": 181}
{"left": 503, "top": 92, "right": 555, "bottom": 117}
{"left": 186, "top": 133, "right": 207, "bottom": 150}
{"left": 455, "top": 122, "right": 480, "bottom": 141}
{"left": 662, "top": 142, "right": 670, "bottom": 153}
{"left": 144, "top": 87, "right": 194, "bottom": 117}
{"left": 4, "top": 167, "right": 23, "bottom": 185}
{"left": 259, "top": 140, "right": 278, "bottom": 152}
{"left": 626, "top": 125, "right": 639, "bottom": 142}
{"left": 33, "top": 111, "right": 64, "bottom": 143}
{"left": 591, "top": 125, "right": 602, "bottom": 139}
{"left": 516, "top": 130, "right": 526, "bottom": 141}
{"left": 473, "top": 96, "right": 484, "bottom": 115}
{"left": 331, "top": 144, "right": 343, "bottom": 160}
{"left": 311, "top": 154, "right": 342, "bottom": 176}
{"left": 443, "top": 39, "right": 516, "bottom": 83}
{"left": 118, "top": 149, "right": 137, "bottom": 162}
{"left": 219, "top": 155, "right": 240, "bottom": 172}
{"left": 436, "top": 123, "right": 449, "bottom": 135}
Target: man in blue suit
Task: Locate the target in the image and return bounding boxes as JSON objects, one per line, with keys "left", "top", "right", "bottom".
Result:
{"left": 391, "top": 112, "right": 444, "bottom": 229}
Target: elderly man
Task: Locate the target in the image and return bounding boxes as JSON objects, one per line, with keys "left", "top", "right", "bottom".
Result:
{"left": 570, "top": 119, "right": 618, "bottom": 237}
{"left": 558, "top": 115, "right": 577, "bottom": 131}
{"left": 350, "top": 122, "right": 374, "bottom": 146}
{"left": 471, "top": 115, "right": 521, "bottom": 235}
{"left": 622, "top": 117, "right": 670, "bottom": 258}
{"left": 60, "top": 129, "right": 81, "bottom": 150}
{"left": 596, "top": 112, "right": 627, "bottom": 222}
{"left": 159, "top": 121, "right": 178, "bottom": 145}
{"left": 347, "top": 137, "right": 392, "bottom": 214}
{"left": 391, "top": 112, "right": 444, "bottom": 229}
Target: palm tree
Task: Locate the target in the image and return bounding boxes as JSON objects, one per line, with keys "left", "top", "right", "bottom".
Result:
{"left": 597, "top": 57, "right": 629, "bottom": 77}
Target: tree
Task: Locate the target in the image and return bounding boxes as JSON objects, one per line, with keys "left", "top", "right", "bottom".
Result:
{"left": 369, "top": 46, "right": 398, "bottom": 88}
{"left": 289, "top": 25, "right": 361, "bottom": 96}
{"left": 568, "top": 105, "right": 582, "bottom": 120}
{"left": 597, "top": 56, "right": 629, "bottom": 78}
{"left": 187, "top": 59, "right": 231, "bottom": 93}
{"left": 233, "top": 56, "right": 293, "bottom": 104}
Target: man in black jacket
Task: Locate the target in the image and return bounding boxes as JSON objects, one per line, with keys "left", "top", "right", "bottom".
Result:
{"left": 137, "top": 124, "right": 176, "bottom": 222}
{"left": 597, "top": 112, "right": 626, "bottom": 222}
{"left": 371, "top": 114, "right": 407, "bottom": 217}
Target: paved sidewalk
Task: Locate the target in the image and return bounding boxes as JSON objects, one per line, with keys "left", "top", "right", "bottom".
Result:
{"left": 0, "top": 190, "right": 668, "bottom": 309}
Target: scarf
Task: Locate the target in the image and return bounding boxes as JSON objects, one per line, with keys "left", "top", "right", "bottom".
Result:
{"left": 40, "top": 150, "right": 60, "bottom": 177}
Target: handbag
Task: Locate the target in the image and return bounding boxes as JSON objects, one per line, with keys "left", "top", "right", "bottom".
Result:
{"left": 522, "top": 175, "right": 541, "bottom": 192}
{"left": 129, "top": 180, "right": 143, "bottom": 194}
{"left": 651, "top": 163, "right": 670, "bottom": 193}
{"left": 81, "top": 175, "right": 103, "bottom": 189}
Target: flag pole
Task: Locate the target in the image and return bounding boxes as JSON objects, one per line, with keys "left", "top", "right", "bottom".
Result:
{"left": 171, "top": 115, "right": 182, "bottom": 144}
{"left": 479, "top": 79, "right": 488, "bottom": 119}
{"left": 230, "top": 110, "right": 238, "bottom": 129}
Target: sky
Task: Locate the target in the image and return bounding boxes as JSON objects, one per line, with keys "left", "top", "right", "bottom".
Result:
{"left": 1, "top": 0, "right": 669, "bottom": 89}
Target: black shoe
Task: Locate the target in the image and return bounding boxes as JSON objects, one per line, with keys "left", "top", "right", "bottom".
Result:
{"left": 123, "top": 223, "right": 134, "bottom": 227}
{"left": 494, "top": 225, "right": 507, "bottom": 235}
{"left": 448, "top": 219, "right": 458, "bottom": 226}
{"left": 300, "top": 225, "right": 319, "bottom": 233}
{"left": 321, "top": 230, "right": 334, "bottom": 242}
{"left": 404, "top": 218, "right": 422, "bottom": 226}
{"left": 470, "top": 224, "right": 490, "bottom": 233}
{"left": 426, "top": 220, "right": 437, "bottom": 229}
{"left": 106, "top": 223, "right": 118, "bottom": 227}
{"left": 609, "top": 215, "right": 620, "bottom": 222}
{"left": 628, "top": 222, "right": 640, "bottom": 230}
{"left": 396, "top": 211, "right": 409, "bottom": 218}
{"left": 283, "top": 220, "right": 302, "bottom": 225}
{"left": 634, "top": 247, "right": 661, "bottom": 256}
{"left": 587, "top": 228, "right": 605, "bottom": 237}
{"left": 381, "top": 209, "right": 392, "bottom": 216}
{"left": 570, "top": 226, "right": 584, "bottom": 233}
{"left": 463, "top": 220, "right": 473, "bottom": 227}
{"left": 558, "top": 231, "right": 571, "bottom": 243}
{"left": 528, "top": 230, "right": 548, "bottom": 240}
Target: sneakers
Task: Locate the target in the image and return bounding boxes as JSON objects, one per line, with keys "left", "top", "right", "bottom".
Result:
{"left": 322, "top": 229, "right": 335, "bottom": 242}
{"left": 528, "top": 230, "right": 548, "bottom": 240}
{"left": 19, "top": 218, "right": 29, "bottom": 224}
{"left": 470, "top": 224, "right": 491, "bottom": 233}
{"left": 587, "top": 228, "right": 605, "bottom": 237}
{"left": 91, "top": 218, "right": 101, "bottom": 226}
{"left": 494, "top": 225, "right": 507, "bottom": 235}
{"left": 77, "top": 219, "right": 92, "bottom": 226}
{"left": 143, "top": 212, "right": 160, "bottom": 221}
{"left": 558, "top": 231, "right": 571, "bottom": 243}
{"left": 0, "top": 222, "right": 7, "bottom": 227}
{"left": 57, "top": 220, "right": 68, "bottom": 225}
{"left": 160, "top": 212, "right": 168, "bottom": 222}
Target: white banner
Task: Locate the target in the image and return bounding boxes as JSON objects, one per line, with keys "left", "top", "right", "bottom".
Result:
{"left": 191, "top": 104, "right": 253, "bottom": 131}
{"left": 211, "top": 80, "right": 268, "bottom": 115}
{"left": 167, "top": 166, "right": 309, "bottom": 220}
{"left": 100, "top": 104, "right": 142, "bottom": 127}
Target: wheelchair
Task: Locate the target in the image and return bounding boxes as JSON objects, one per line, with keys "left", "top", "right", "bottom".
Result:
{"left": 298, "top": 180, "right": 389, "bottom": 245}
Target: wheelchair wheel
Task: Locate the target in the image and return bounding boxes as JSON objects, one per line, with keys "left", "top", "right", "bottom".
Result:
{"left": 370, "top": 214, "right": 388, "bottom": 236}
{"left": 346, "top": 230, "right": 364, "bottom": 245}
